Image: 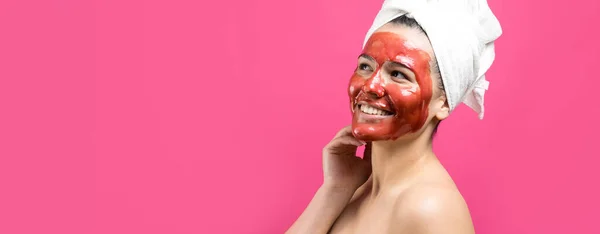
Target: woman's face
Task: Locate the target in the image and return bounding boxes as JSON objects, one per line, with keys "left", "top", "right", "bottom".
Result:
{"left": 348, "top": 24, "right": 443, "bottom": 141}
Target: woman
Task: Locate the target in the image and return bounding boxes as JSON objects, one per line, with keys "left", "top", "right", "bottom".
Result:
{"left": 287, "top": 0, "right": 502, "bottom": 233}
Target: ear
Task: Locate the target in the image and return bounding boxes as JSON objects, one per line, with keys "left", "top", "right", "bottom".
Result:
{"left": 433, "top": 95, "right": 450, "bottom": 121}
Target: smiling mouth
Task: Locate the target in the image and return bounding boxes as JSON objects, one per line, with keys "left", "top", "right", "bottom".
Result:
{"left": 357, "top": 104, "right": 394, "bottom": 116}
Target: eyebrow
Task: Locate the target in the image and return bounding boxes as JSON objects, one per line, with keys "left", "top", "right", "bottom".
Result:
{"left": 358, "top": 54, "right": 376, "bottom": 62}
{"left": 390, "top": 54, "right": 417, "bottom": 70}
{"left": 359, "top": 53, "right": 414, "bottom": 70}
{"left": 388, "top": 60, "right": 411, "bottom": 69}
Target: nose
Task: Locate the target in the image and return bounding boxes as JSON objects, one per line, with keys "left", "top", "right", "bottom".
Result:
{"left": 362, "top": 70, "right": 386, "bottom": 98}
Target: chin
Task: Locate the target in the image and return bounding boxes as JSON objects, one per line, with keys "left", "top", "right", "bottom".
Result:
{"left": 350, "top": 104, "right": 418, "bottom": 142}
{"left": 351, "top": 123, "right": 409, "bottom": 142}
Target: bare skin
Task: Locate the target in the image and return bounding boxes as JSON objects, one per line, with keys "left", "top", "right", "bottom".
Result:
{"left": 287, "top": 24, "right": 474, "bottom": 234}
{"left": 329, "top": 137, "right": 474, "bottom": 234}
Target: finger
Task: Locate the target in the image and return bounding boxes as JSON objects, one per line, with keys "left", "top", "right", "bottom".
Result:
{"left": 328, "top": 135, "right": 365, "bottom": 148}
{"left": 332, "top": 125, "right": 353, "bottom": 139}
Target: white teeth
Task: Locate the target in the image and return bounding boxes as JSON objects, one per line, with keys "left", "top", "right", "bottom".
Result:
{"left": 359, "top": 104, "right": 390, "bottom": 116}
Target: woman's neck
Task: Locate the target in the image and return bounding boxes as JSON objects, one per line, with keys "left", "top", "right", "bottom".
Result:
{"left": 369, "top": 133, "right": 436, "bottom": 195}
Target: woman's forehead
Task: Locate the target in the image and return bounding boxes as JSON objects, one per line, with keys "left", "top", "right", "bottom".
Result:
{"left": 372, "top": 24, "right": 435, "bottom": 60}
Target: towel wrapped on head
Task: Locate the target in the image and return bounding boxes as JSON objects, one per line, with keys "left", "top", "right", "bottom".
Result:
{"left": 364, "top": 0, "right": 502, "bottom": 119}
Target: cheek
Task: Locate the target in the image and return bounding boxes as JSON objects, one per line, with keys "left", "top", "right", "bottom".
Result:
{"left": 386, "top": 85, "right": 423, "bottom": 110}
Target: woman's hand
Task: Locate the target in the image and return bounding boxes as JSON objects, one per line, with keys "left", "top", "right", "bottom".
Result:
{"left": 322, "top": 125, "right": 372, "bottom": 192}
{"left": 286, "top": 125, "right": 372, "bottom": 234}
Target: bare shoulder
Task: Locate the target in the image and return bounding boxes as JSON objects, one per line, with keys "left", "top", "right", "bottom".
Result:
{"left": 389, "top": 184, "right": 474, "bottom": 234}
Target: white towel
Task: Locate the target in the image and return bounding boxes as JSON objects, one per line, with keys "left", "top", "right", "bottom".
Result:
{"left": 363, "top": 0, "right": 502, "bottom": 119}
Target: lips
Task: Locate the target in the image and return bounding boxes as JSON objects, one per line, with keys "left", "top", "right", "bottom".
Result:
{"left": 357, "top": 103, "right": 394, "bottom": 116}
{"left": 353, "top": 91, "right": 396, "bottom": 116}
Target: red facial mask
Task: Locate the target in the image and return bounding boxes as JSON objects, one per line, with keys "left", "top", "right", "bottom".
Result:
{"left": 349, "top": 32, "right": 433, "bottom": 141}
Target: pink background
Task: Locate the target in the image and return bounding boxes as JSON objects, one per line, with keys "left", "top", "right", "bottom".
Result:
{"left": 1, "top": 0, "right": 599, "bottom": 233}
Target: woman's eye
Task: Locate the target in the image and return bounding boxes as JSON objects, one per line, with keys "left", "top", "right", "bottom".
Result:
{"left": 358, "top": 63, "right": 372, "bottom": 71}
{"left": 390, "top": 71, "right": 407, "bottom": 79}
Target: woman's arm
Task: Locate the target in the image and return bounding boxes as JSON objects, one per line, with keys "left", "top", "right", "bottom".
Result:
{"left": 286, "top": 126, "right": 372, "bottom": 234}
{"left": 285, "top": 184, "right": 354, "bottom": 234}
